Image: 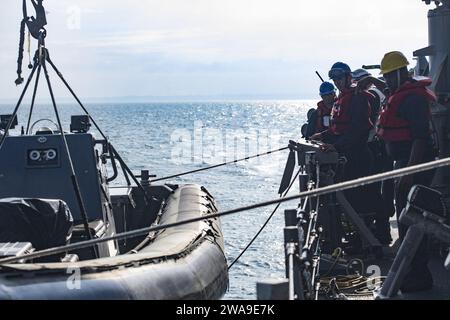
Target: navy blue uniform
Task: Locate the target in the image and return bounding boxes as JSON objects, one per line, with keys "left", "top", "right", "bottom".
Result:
{"left": 387, "top": 93, "right": 436, "bottom": 289}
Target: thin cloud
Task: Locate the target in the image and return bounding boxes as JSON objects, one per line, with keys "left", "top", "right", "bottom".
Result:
{"left": 0, "top": 0, "right": 433, "bottom": 100}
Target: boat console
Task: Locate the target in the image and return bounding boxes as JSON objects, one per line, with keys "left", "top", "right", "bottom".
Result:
{"left": 0, "top": 116, "right": 118, "bottom": 260}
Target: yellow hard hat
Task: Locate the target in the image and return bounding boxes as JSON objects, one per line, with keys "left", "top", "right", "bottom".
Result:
{"left": 380, "top": 51, "right": 410, "bottom": 75}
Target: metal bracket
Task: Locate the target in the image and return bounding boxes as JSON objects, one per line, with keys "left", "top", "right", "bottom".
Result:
{"left": 336, "top": 191, "right": 382, "bottom": 249}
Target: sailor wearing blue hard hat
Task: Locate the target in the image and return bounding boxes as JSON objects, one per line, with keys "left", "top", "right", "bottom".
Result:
{"left": 312, "top": 62, "right": 390, "bottom": 247}
{"left": 311, "top": 61, "right": 373, "bottom": 146}
{"left": 304, "top": 82, "right": 337, "bottom": 139}
{"left": 316, "top": 82, "right": 336, "bottom": 132}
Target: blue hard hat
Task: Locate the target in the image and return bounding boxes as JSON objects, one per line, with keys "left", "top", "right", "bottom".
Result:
{"left": 329, "top": 62, "right": 352, "bottom": 80}
{"left": 319, "top": 81, "right": 336, "bottom": 96}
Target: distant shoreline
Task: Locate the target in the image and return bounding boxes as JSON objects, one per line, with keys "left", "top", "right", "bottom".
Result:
{"left": 0, "top": 97, "right": 318, "bottom": 105}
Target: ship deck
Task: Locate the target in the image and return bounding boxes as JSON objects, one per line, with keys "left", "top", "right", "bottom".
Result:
{"left": 327, "top": 218, "right": 450, "bottom": 300}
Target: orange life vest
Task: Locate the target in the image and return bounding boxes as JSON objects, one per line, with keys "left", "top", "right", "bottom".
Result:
{"left": 315, "top": 100, "right": 333, "bottom": 132}
{"left": 377, "top": 78, "right": 436, "bottom": 142}
{"left": 330, "top": 88, "right": 373, "bottom": 135}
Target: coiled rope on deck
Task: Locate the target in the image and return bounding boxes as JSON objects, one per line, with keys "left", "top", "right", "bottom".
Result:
{"left": 320, "top": 275, "right": 387, "bottom": 299}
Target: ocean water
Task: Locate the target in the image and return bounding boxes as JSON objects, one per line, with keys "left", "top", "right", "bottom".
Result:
{"left": 0, "top": 101, "right": 316, "bottom": 300}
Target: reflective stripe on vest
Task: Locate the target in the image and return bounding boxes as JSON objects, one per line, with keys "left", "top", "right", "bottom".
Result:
{"left": 316, "top": 100, "right": 332, "bottom": 132}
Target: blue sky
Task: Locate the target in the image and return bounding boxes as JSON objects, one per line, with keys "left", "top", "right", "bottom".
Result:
{"left": 0, "top": 0, "right": 432, "bottom": 101}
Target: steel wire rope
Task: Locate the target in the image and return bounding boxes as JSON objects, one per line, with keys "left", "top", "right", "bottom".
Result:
{"left": 1, "top": 156, "right": 450, "bottom": 265}
{"left": 150, "top": 147, "right": 290, "bottom": 183}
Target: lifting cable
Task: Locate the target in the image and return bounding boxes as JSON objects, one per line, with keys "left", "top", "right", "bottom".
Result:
{"left": 1, "top": 156, "right": 450, "bottom": 266}
{"left": 150, "top": 146, "right": 290, "bottom": 183}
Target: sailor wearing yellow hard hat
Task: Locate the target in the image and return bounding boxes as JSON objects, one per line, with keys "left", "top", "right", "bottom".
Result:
{"left": 357, "top": 51, "right": 437, "bottom": 293}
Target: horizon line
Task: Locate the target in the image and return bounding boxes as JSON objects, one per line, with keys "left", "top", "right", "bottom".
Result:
{"left": 0, "top": 95, "right": 318, "bottom": 105}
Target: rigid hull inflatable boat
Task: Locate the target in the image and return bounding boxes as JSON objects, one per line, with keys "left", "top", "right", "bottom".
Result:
{"left": 0, "top": 129, "right": 228, "bottom": 300}
{"left": 0, "top": 0, "right": 228, "bottom": 300}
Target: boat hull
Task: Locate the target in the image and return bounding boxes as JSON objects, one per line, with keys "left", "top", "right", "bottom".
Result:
{"left": 0, "top": 184, "right": 229, "bottom": 300}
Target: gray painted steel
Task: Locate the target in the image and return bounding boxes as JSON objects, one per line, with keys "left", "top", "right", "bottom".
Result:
{"left": 0, "top": 133, "right": 107, "bottom": 223}
{"left": 415, "top": 1, "right": 450, "bottom": 192}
